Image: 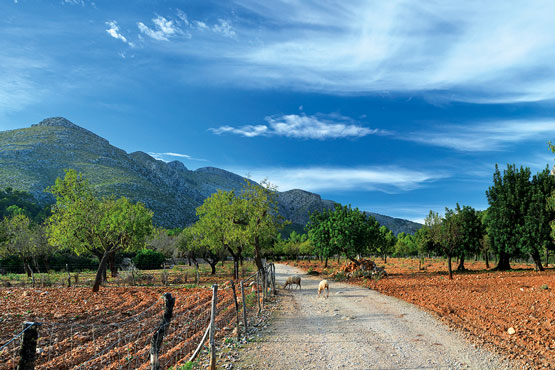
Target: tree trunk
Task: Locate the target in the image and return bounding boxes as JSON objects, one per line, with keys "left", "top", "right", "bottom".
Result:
{"left": 531, "top": 250, "right": 545, "bottom": 271}
{"left": 324, "top": 257, "right": 328, "bottom": 268}
{"left": 485, "top": 252, "right": 489, "bottom": 269}
{"left": 545, "top": 249, "right": 550, "bottom": 268}
{"left": 447, "top": 255, "right": 453, "bottom": 280}
{"left": 347, "top": 256, "right": 361, "bottom": 266}
{"left": 383, "top": 254, "right": 387, "bottom": 264}
{"left": 23, "top": 261, "right": 32, "bottom": 278}
{"left": 93, "top": 252, "right": 110, "bottom": 292}
{"left": 457, "top": 253, "right": 466, "bottom": 271}
{"left": 253, "top": 236, "right": 265, "bottom": 275}
{"left": 495, "top": 251, "right": 511, "bottom": 270}
{"left": 109, "top": 251, "right": 118, "bottom": 277}
{"left": 208, "top": 259, "right": 217, "bottom": 275}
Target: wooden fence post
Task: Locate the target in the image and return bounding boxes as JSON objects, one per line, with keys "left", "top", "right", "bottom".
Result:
{"left": 256, "top": 271, "right": 261, "bottom": 315}
{"left": 230, "top": 280, "right": 241, "bottom": 341}
{"left": 150, "top": 293, "right": 175, "bottom": 370}
{"left": 209, "top": 284, "right": 218, "bottom": 370}
{"left": 66, "top": 264, "right": 71, "bottom": 287}
{"left": 17, "top": 321, "right": 41, "bottom": 370}
{"left": 262, "top": 268, "right": 266, "bottom": 305}
{"left": 240, "top": 281, "right": 248, "bottom": 338}
{"left": 271, "top": 264, "right": 276, "bottom": 296}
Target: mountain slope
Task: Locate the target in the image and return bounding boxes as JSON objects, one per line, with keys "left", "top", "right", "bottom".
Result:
{"left": 0, "top": 117, "right": 421, "bottom": 234}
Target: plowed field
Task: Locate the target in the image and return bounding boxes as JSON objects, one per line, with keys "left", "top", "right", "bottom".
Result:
{"left": 0, "top": 286, "right": 245, "bottom": 369}
{"left": 288, "top": 258, "right": 555, "bottom": 369}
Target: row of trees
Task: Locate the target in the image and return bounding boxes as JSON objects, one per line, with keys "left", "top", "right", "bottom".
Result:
{"left": 3, "top": 156, "right": 555, "bottom": 289}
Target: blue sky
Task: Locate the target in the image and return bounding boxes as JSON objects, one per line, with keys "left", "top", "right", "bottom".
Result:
{"left": 2, "top": 0, "right": 555, "bottom": 223}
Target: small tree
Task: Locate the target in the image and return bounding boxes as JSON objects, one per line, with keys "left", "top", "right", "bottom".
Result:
{"left": 426, "top": 209, "right": 462, "bottom": 280}
{"left": 486, "top": 164, "right": 531, "bottom": 270}
{"left": 241, "top": 180, "right": 284, "bottom": 274}
{"left": 0, "top": 214, "right": 36, "bottom": 277}
{"left": 307, "top": 208, "right": 336, "bottom": 267}
{"left": 194, "top": 190, "right": 246, "bottom": 279}
{"left": 455, "top": 204, "right": 483, "bottom": 271}
{"left": 47, "top": 170, "right": 153, "bottom": 292}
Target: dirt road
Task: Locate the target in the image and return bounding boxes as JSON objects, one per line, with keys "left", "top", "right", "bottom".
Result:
{"left": 236, "top": 263, "right": 517, "bottom": 370}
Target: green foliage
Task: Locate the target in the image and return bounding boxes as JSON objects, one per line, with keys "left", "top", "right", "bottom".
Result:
{"left": 307, "top": 204, "right": 381, "bottom": 263}
{"left": 133, "top": 249, "right": 166, "bottom": 270}
{"left": 47, "top": 169, "right": 153, "bottom": 256}
{"left": 487, "top": 164, "right": 555, "bottom": 270}
{"left": 275, "top": 231, "right": 312, "bottom": 259}
{"left": 241, "top": 179, "right": 286, "bottom": 269}
{"left": 393, "top": 232, "right": 418, "bottom": 257}
{"left": 194, "top": 189, "right": 247, "bottom": 261}
{"left": 0, "top": 188, "right": 50, "bottom": 223}
{"left": 486, "top": 164, "right": 531, "bottom": 269}
{"left": 0, "top": 214, "right": 37, "bottom": 270}
{"left": 46, "top": 169, "right": 153, "bottom": 290}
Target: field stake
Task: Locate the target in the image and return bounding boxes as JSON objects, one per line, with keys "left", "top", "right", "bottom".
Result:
{"left": 230, "top": 280, "right": 241, "bottom": 341}
{"left": 240, "top": 281, "right": 248, "bottom": 338}
{"left": 209, "top": 284, "right": 218, "bottom": 370}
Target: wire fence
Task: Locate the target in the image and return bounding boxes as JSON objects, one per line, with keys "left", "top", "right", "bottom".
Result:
{"left": 0, "top": 262, "right": 258, "bottom": 289}
{"left": 0, "top": 263, "right": 276, "bottom": 370}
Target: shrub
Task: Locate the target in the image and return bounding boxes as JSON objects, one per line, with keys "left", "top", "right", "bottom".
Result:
{"left": 332, "top": 271, "right": 348, "bottom": 281}
{"left": 133, "top": 249, "right": 166, "bottom": 270}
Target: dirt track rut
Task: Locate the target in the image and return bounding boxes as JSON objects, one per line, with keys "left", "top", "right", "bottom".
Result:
{"left": 236, "top": 263, "right": 517, "bottom": 370}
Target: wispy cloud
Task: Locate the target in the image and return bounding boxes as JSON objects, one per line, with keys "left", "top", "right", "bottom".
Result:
{"left": 210, "top": 113, "right": 382, "bottom": 139}
{"left": 138, "top": 16, "right": 180, "bottom": 41}
{"left": 105, "top": 21, "right": 133, "bottom": 46}
{"left": 407, "top": 119, "right": 555, "bottom": 151}
{"left": 148, "top": 152, "right": 207, "bottom": 162}
{"left": 234, "top": 166, "right": 446, "bottom": 193}
{"left": 212, "top": 19, "right": 236, "bottom": 38}
{"left": 149, "top": 1, "right": 555, "bottom": 103}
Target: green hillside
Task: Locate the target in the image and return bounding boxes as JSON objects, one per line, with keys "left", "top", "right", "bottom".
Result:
{"left": 0, "top": 117, "right": 422, "bottom": 234}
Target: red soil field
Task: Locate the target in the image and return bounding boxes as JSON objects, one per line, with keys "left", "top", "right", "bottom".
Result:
{"left": 288, "top": 258, "right": 555, "bottom": 369}
{"left": 0, "top": 285, "right": 248, "bottom": 369}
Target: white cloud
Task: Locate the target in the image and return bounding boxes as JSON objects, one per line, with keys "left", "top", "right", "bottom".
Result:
{"left": 210, "top": 113, "right": 381, "bottom": 139}
{"left": 105, "top": 21, "right": 129, "bottom": 44}
{"left": 176, "top": 9, "right": 189, "bottom": 26}
{"left": 233, "top": 166, "right": 445, "bottom": 193}
{"left": 407, "top": 120, "right": 555, "bottom": 151}
{"left": 138, "top": 16, "right": 179, "bottom": 41}
{"left": 195, "top": 21, "right": 208, "bottom": 30}
{"left": 212, "top": 19, "right": 236, "bottom": 38}
{"left": 63, "top": 0, "right": 84, "bottom": 5}
{"left": 157, "top": 0, "right": 555, "bottom": 103}
{"left": 148, "top": 152, "right": 207, "bottom": 162}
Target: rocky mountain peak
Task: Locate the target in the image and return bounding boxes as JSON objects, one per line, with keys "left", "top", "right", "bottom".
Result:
{"left": 34, "top": 117, "right": 80, "bottom": 129}
{"left": 31, "top": 117, "right": 108, "bottom": 144}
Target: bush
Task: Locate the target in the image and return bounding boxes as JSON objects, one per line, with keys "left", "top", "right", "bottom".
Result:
{"left": 133, "top": 249, "right": 166, "bottom": 270}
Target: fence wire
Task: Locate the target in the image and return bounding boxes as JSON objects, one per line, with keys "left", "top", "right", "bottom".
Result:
{"left": 0, "top": 265, "right": 275, "bottom": 370}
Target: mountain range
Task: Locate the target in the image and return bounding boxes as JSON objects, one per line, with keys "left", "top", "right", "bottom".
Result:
{"left": 0, "top": 117, "right": 421, "bottom": 235}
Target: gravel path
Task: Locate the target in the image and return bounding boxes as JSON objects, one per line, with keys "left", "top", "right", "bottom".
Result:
{"left": 236, "top": 263, "right": 518, "bottom": 370}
